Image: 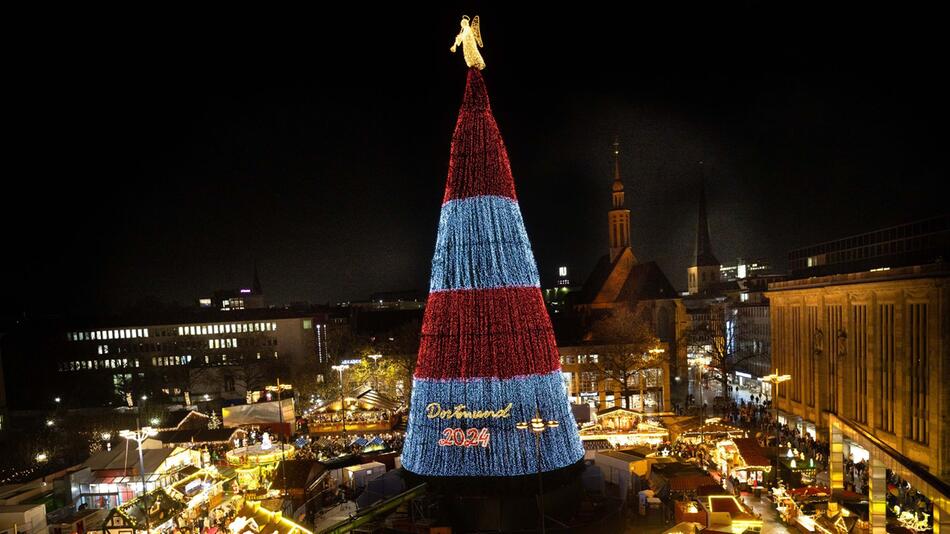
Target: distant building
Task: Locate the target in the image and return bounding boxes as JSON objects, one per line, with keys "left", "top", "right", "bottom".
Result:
{"left": 197, "top": 268, "right": 266, "bottom": 311}
{"left": 1, "top": 308, "right": 330, "bottom": 409}
{"left": 720, "top": 258, "right": 773, "bottom": 282}
{"left": 556, "top": 265, "right": 572, "bottom": 287}
{"left": 543, "top": 266, "right": 581, "bottom": 316}
{"left": 787, "top": 213, "right": 949, "bottom": 278}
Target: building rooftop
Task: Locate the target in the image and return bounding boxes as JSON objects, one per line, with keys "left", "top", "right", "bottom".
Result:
{"left": 768, "top": 262, "right": 950, "bottom": 292}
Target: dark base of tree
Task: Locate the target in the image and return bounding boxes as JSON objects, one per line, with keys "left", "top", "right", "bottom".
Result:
{"left": 398, "top": 460, "right": 622, "bottom": 532}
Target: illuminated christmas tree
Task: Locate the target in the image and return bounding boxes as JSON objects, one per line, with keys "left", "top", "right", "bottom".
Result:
{"left": 401, "top": 66, "right": 584, "bottom": 477}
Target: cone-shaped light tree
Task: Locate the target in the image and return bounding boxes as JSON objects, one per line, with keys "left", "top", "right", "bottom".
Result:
{"left": 401, "top": 67, "right": 585, "bottom": 477}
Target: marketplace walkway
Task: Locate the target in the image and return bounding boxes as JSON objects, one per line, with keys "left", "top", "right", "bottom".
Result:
{"left": 741, "top": 493, "right": 792, "bottom": 534}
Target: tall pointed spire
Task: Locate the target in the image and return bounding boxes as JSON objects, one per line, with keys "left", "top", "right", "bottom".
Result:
{"left": 252, "top": 264, "right": 263, "bottom": 295}
{"left": 693, "top": 163, "right": 719, "bottom": 267}
{"left": 612, "top": 137, "right": 623, "bottom": 202}
{"left": 687, "top": 162, "right": 721, "bottom": 295}
{"left": 608, "top": 137, "right": 633, "bottom": 263}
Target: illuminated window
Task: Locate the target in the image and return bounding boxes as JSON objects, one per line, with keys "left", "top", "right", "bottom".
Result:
{"left": 209, "top": 340, "right": 215, "bottom": 349}
{"left": 303, "top": 319, "right": 312, "bottom": 329}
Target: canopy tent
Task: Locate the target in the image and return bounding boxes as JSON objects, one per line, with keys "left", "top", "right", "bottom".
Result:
{"left": 312, "top": 386, "right": 399, "bottom": 413}
{"left": 678, "top": 422, "right": 746, "bottom": 443}
{"left": 732, "top": 438, "right": 770, "bottom": 469}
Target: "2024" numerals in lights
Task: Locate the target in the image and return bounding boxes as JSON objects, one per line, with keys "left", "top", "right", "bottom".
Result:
{"left": 437, "top": 427, "right": 490, "bottom": 448}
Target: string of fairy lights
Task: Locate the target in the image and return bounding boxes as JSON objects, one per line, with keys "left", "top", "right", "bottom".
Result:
{"left": 403, "top": 371, "right": 584, "bottom": 476}
{"left": 429, "top": 195, "right": 540, "bottom": 292}
{"left": 402, "top": 68, "right": 584, "bottom": 478}
{"left": 414, "top": 287, "right": 561, "bottom": 379}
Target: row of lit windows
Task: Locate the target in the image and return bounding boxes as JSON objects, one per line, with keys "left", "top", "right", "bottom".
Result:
{"left": 153, "top": 355, "right": 193, "bottom": 367}
{"left": 561, "top": 354, "right": 600, "bottom": 365}
{"left": 178, "top": 322, "right": 277, "bottom": 336}
{"left": 68, "top": 322, "right": 280, "bottom": 342}
{"left": 69, "top": 329, "right": 149, "bottom": 342}
{"left": 60, "top": 358, "right": 140, "bottom": 371}
{"left": 209, "top": 338, "right": 239, "bottom": 349}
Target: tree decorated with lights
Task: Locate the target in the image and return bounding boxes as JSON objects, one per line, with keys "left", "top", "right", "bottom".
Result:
{"left": 401, "top": 16, "right": 584, "bottom": 477}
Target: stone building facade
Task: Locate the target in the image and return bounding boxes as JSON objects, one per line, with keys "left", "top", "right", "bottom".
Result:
{"left": 767, "top": 263, "right": 950, "bottom": 481}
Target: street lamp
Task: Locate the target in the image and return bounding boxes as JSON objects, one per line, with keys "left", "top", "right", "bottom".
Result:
{"left": 120, "top": 426, "right": 158, "bottom": 533}
{"left": 689, "top": 355, "right": 712, "bottom": 443}
{"left": 646, "top": 347, "right": 666, "bottom": 413}
{"left": 759, "top": 370, "right": 792, "bottom": 486}
{"left": 265, "top": 379, "right": 293, "bottom": 495}
{"left": 516, "top": 413, "right": 560, "bottom": 534}
{"left": 367, "top": 354, "right": 382, "bottom": 392}
{"left": 331, "top": 364, "right": 350, "bottom": 437}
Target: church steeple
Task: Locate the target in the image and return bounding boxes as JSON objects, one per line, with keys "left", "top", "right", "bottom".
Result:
{"left": 687, "top": 162, "right": 721, "bottom": 294}
{"left": 252, "top": 265, "right": 263, "bottom": 295}
{"left": 693, "top": 169, "right": 719, "bottom": 267}
{"left": 608, "top": 138, "right": 633, "bottom": 263}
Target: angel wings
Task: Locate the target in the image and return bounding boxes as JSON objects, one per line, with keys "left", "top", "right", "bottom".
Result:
{"left": 450, "top": 15, "right": 485, "bottom": 70}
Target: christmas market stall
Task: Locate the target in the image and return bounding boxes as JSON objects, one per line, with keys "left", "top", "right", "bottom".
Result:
{"left": 700, "top": 494, "right": 764, "bottom": 534}
{"left": 225, "top": 432, "right": 296, "bottom": 491}
{"left": 166, "top": 466, "right": 232, "bottom": 524}
{"left": 305, "top": 386, "right": 400, "bottom": 434}
{"left": 102, "top": 488, "right": 186, "bottom": 534}
{"left": 226, "top": 499, "right": 313, "bottom": 534}
{"left": 579, "top": 407, "right": 670, "bottom": 447}
{"left": 678, "top": 422, "right": 746, "bottom": 445}
{"left": 778, "top": 447, "right": 820, "bottom": 487}
{"left": 714, "top": 438, "right": 771, "bottom": 488}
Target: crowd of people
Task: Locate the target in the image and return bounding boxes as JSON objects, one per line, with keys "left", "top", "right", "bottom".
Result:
{"left": 293, "top": 431, "right": 404, "bottom": 460}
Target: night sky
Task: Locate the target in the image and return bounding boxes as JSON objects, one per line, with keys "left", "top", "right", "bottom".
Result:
{"left": 7, "top": 6, "right": 945, "bottom": 318}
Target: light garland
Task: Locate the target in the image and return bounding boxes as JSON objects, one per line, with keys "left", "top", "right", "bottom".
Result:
{"left": 402, "top": 371, "right": 584, "bottom": 476}
{"left": 402, "top": 68, "right": 583, "bottom": 477}
{"left": 430, "top": 196, "right": 539, "bottom": 291}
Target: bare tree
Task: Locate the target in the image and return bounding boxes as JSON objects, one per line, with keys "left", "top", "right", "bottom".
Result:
{"left": 369, "top": 320, "right": 420, "bottom": 401}
{"left": 685, "top": 301, "right": 759, "bottom": 405}
{"left": 588, "top": 307, "right": 663, "bottom": 410}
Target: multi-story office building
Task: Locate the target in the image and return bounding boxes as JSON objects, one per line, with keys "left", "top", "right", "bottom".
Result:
{"left": 788, "top": 213, "right": 949, "bottom": 278}
{"left": 1, "top": 309, "right": 330, "bottom": 409}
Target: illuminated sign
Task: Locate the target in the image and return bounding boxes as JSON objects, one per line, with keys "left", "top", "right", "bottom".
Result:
{"left": 340, "top": 359, "right": 362, "bottom": 366}
{"left": 425, "top": 402, "right": 513, "bottom": 420}
{"left": 240, "top": 289, "right": 252, "bottom": 294}
{"left": 438, "top": 427, "right": 490, "bottom": 448}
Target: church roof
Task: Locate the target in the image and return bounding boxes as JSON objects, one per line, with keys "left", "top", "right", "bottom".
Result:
{"left": 581, "top": 251, "right": 678, "bottom": 305}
